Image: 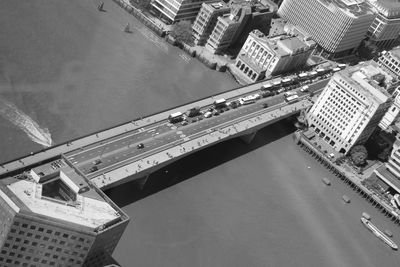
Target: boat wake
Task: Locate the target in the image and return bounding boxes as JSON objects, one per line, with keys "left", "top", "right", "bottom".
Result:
{"left": 0, "top": 98, "right": 52, "bottom": 147}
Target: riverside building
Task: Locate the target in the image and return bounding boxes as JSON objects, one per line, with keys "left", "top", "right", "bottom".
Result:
{"left": 366, "top": 0, "right": 400, "bottom": 50}
{"left": 205, "top": 0, "right": 275, "bottom": 54}
{"left": 233, "top": 29, "right": 315, "bottom": 82}
{"left": 307, "top": 61, "right": 393, "bottom": 154}
{"left": 192, "top": 2, "right": 231, "bottom": 46}
{"left": 278, "top": 0, "right": 376, "bottom": 58}
{"left": 151, "top": 0, "right": 220, "bottom": 23}
{"left": 0, "top": 157, "right": 129, "bottom": 267}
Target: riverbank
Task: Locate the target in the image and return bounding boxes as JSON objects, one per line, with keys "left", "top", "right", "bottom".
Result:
{"left": 294, "top": 130, "right": 400, "bottom": 225}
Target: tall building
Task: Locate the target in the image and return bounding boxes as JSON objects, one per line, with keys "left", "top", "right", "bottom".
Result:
{"left": 0, "top": 157, "right": 129, "bottom": 267}
{"left": 366, "top": 0, "right": 400, "bottom": 50}
{"left": 278, "top": 0, "right": 376, "bottom": 58}
{"left": 233, "top": 29, "right": 315, "bottom": 82}
{"left": 378, "top": 46, "right": 400, "bottom": 77}
{"left": 151, "top": 0, "right": 219, "bottom": 23}
{"left": 205, "top": 4, "right": 252, "bottom": 54}
{"left": 379, "top": 88, "right": 400, "bottom": 130}
{"left": 307, "top": 61, "right": 393, "bottom": 154}
{"left": 372, "top": 141, "right": 400, "bottom": 197}
{"left": 204, "top": 0, "right": 275, "bottom": 54}
{"left": 192, "top": 2, "right": 231, "bottom": 46}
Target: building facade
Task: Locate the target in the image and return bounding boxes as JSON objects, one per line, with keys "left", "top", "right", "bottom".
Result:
{"left": 0, "top": 157, "right": 129, "bottom": 267}
{"left": 378, "top": 46, "right": 400, "bottom": 77}
{"left": 367, "top": 0, "right": 400, "bottom": 50}
{"left": 278, "top": 0, "right": 376, "bottom": 58}
{"left": 192, "top": 2, "right": 231, "bottom": 46}
{"left": 151, "top": 0, "right": 219, "bottom": 23}
{"left": 204, "top": 0, "right": 275, "bottom": 54}
{"left": 307, "top": 61, "right": 393, "bottom": 154}
{"left": 233, "top": 29, "right": 315, "bottom": 82}
{"left": 205, "top": 4, "right": 252, "bottom": 54}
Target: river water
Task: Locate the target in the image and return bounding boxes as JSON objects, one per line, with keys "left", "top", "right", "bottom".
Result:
{"left": 1, "top": 1, "right": 400, "bottom": 266}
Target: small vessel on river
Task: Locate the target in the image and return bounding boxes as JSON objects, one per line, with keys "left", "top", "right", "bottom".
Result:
{"left": 361, "top": 217, "right": 398, "bottom": 250}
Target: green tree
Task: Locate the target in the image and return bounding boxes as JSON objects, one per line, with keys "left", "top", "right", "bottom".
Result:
{"left": 350, "top": 145, "right": 368, "bottom": 167}
{"left": 377, "top": 146, "right": 392, "bottom": 162}
{"left": 170, "top": 20, "right": 193, "bottom": 45}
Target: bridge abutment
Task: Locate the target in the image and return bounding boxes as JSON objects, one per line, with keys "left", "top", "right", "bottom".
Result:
{"left": 240, "top": 131, "right": 257, "bottom": 144}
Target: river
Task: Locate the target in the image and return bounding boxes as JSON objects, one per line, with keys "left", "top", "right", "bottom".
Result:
{"left": 1, "top": 1, "right": 400, "bottom": 266}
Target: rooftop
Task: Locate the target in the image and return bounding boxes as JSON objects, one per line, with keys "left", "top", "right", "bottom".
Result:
{"left": 367, "top": 0, "right": 400, "bottom": 18}
{"left": 375, "top": 165, "right": 400, "bottom": 192}
{"left": 319, "top": 0, "right": 375, "bottom": 17}
{"left": 1, "top": 158, "right": 123, "bottom": 231}
{"left": 338, "top": 61, "right": 393, "bottom": 103}
{"left": 249, "top": 29, "right": 315, "bottom": 56}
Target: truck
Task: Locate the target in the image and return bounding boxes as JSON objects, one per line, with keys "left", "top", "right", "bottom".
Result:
{"left": 214, "top": 98, "right": 227, "bottom": 109}
{"left": 168, "top": 112, "right": 184, "bottom": 123}
{"left": 284, "top": 94, "right": 299, "bottom": 103}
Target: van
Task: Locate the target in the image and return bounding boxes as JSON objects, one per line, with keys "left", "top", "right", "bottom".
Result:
{"left": 301, "top": 85, "right": 309, "bottom": 92}
{"left": 204, "top": 111, "right": 212, "bottom": 118}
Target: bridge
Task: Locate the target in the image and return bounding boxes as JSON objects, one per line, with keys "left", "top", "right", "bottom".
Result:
{"left": 0, "top": 75, "right": 330, "bottom": 190}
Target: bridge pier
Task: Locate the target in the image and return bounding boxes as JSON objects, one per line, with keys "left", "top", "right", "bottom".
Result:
{"left": 136, "top": 173, "right": 150, "bottom": 189}
{"left": 240, "top": 131, "right": 257, "bottom": 144}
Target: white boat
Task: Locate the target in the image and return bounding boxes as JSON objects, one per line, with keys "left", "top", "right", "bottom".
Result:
{"left": 361, "top": 217, "right": 398, "bottom": 250}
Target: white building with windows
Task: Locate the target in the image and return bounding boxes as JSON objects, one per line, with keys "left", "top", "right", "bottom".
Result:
{"left": 378, "top": 46, "right": 400, "bottom": 77}
{"left": 307, "top": 61, "right": 393, "bottom": 154}
{"left": 278, "top": 0, "right": 376, "bottom": 58}
{"left": 233, "top": 29, "right": 315, "bottom": 82}
{"left": 151, "top": 0, "right": 219, "bottom": 23}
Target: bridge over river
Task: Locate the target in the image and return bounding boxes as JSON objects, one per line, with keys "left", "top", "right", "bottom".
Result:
{"left": 0, "top": 77, "right": 330, "bottom": 190}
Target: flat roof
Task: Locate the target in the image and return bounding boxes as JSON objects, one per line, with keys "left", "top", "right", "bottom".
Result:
{"left": 368, "top": 0, "right": 400, "bottom": 18}
{"left": 337, "top": 61, "right": 392, "bottom": 103}
{"left": 319, "top": 0, "right": 375, "bottom": 17}
{"left": 375, "top": 165, "right": 400, "bottom": 193}
{"left": 1, "top": 158, "right": 123, "bottom": 230}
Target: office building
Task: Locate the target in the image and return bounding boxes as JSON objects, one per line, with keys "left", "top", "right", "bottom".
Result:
{"left": 367, "top": 0, "right": 400, "bottom": 50}
{"left": 278, "top": 0, "right": 376, "bottom": 58}
{"left": 307, "top": 61, "right": 393, "bottom": 154}
{"left": 151, "top": 0, "right": 219, "bottom": 23}
{"left": 192, "top": 2, "right": 231, "bottom": 46}
{"left": 205, "top": 0, "right": 275, "bottom": 54}
{"left": 0, "top": 157, "right": 129, "bottom": 267}
{"left": 379, "top": 88, "right": 400, "bottom": 130}
{"left": 378, "top": 46, "right": 400, "bottom": 77}
{"left": 373, "top": 141, "right": 400, "bottom": 196}
{"left": 233, "top": 29, "right": 315, "bottom": 82}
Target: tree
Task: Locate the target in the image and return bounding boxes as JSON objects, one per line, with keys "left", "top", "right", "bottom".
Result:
{"left": 377, "top": 146, "right": 392, "bottom": 162}
{"left": 170, "top": 20, "right": 193, "bottom": 45}
{"left": 350, "top": 145, "right": 368, "bottom": 167}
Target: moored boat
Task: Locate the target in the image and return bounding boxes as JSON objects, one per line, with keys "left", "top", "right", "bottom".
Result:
{"left": 361, "top": 217, "right": 398, "bottom": 250}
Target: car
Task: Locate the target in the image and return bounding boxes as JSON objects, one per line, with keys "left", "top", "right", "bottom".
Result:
{"left": 204, "top": 111, "right": 212, "bottom": 118}
{"left": 197, "top": 116, "right": 203, "bottom": 121}
{"left": 208, "top": 107, "right": 214, "bottom": 112}
{"left": 93, "top": 159, "right": 102, "bottom": 165}
{"left": 301, "top": 85, "right": 309, "bottom": 92}
{"left": 277, "top": 88, "right": 285, "bottom": 94}
{"left": 89, "top": 166, "right": 98, "bottom": 172}
{"left": 181, "top": 120, "right": 188, "bottom": 126}
{"left": 213, "top": 111, "right": 220, "bottom": 116}
{"left": 137, "top": 143, "right": 144, "bottom": 149}
{"left": 262, "top": 103, "right": 269, "bottom": 108}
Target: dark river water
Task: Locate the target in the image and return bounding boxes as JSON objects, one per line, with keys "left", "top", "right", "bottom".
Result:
{"left": 1, "top": 1, "right": 400, "bottom": 266}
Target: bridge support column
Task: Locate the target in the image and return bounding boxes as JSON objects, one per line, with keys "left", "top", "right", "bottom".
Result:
{"left": 240, "top": 131, "right": 257, "bottom": 144}
{"left": 136, "top": 174, "right": 150, "bottom": 190}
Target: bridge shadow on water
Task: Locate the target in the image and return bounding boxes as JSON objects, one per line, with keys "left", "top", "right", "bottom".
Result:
{"left": 105, "top": 119, "right": 297, "bottom": 207}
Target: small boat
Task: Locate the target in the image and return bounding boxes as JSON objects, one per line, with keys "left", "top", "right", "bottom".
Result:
{"left": 322, "top": 177, "right": 331, "bottom": 186}
{"left": 362, "top": 212, "right": 371, "bottom": 220}
{"left": 124, "top": 23, "right": 131, "bottom": 33}
{"left": 361, "top": 217, "right": 398, "bottom": 250}
{"left": 342, "top": 195, "right": 350, "bottom": 203}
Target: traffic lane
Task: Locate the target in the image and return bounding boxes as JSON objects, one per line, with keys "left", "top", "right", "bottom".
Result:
{"left": 80, "top": 97, "right": 289, "bottom": 175}
{"left": 85, "top": 99, "right": 293, "bottom": 177}
{"left": 68, "top": 123, "right": 173, "bottom": 162}
{"left": 76, "top": 94, "right": 289, "bottom": 174}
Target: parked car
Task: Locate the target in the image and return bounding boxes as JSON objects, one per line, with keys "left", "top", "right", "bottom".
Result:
{"left": 204, "top": 111, "right": 212, "bottom": 118}
{"left": 181, "top": 120, "right": 188, "bottom": 126}
{"left": 89, "top": 166, "right": 98, "bottom": 172}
